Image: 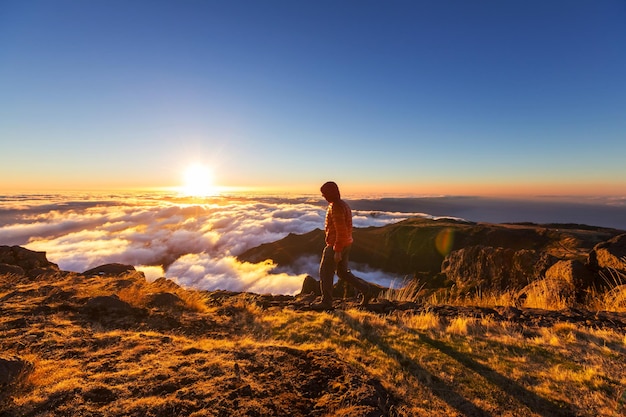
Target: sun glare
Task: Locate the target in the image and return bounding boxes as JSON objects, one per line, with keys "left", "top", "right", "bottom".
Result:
{"left": 181, "top": 164, "right": 217, "bottom": 197}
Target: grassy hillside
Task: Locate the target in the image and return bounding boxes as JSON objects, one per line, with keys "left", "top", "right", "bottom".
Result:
{"left": 2, "top": 270, "right": 625, "bottom": 417}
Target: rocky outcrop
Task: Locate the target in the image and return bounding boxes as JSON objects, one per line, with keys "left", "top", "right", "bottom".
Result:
{"left": 82, "top": 263, "right": 137, "bottom": 277}
{"left": 587, "top": 233, "right": 626, "bottom": 272}
{"left": 0, "top": 245, "right": 60, "bottom": 278}
{"left": 441, "top": 246, "right": 556, "bottom": 292}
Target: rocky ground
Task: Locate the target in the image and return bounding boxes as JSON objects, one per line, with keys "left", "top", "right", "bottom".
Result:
{"left": 0, "top": 270, "right": 397, "bottom": 417}
{"left": 2, "top": 268, "right": 626, "bottom": 416}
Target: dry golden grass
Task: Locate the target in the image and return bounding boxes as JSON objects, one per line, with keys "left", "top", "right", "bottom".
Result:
{"left": 1, "top": 271, "right": 625, "bottom": 416}
{"left": 383, "top": 270, "right": 626, "bottom": 313}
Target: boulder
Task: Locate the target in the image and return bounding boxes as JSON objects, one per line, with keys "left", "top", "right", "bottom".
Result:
{"left": 0, "top": 246, "right": 59, "bottom": 277}
{"left": 517, "top": 277, "right": 576, "bottom": 308}
{"left": 82, "top": 263, "right": 136, "bottom": 277}
{"left": 442, "top": 245, "right": 556, "bottom": 292}
{"left": 588, "top": 233, "right": 626, "bottom": 272}
{"left": 300, "top": 275, "right": 321, "bottom": 296}
{"left": 83, "top": 295, "right": 136, "bottom": 316}
{"left": 545, "top": 259, "right": 597, "bottom": 289}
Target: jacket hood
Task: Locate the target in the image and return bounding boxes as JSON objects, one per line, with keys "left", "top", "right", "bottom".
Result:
{"left": 320, "top": 181, "right": 341, "bottom": 201}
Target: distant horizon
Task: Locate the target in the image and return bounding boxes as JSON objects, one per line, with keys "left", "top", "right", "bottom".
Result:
{"left": 1, "top": 186, "right": 625, "bottom": 202}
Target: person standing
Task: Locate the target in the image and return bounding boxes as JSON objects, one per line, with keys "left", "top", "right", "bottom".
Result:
{"left": 313, "top": 181, "right": 375, "bottom": 310}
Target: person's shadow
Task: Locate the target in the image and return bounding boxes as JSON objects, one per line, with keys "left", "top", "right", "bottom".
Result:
{"left": 335, "top": 311, "right": 573, "bottom": 417}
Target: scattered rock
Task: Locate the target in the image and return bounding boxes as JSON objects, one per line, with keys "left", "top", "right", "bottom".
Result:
{"left": 213, "top": 346, "right": 394, "bottom": 416}
{"left": 27, "top": 268, "right": 57, "bottom": 279}
{"left": 180, "top": 347, "right": 206, "bottom": 355}
{"left": 83, "top": 295, "right": 136, "bottom": 316}
{"left": 151, "top": 381, "right": 180, "bottom": 395}
{"left": 299, "top": 275, "right": 387, "bottom": 301}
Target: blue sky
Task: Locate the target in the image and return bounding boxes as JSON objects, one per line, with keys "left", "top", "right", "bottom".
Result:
{"left": 1, "top": 0, "right": 625, "bottom": 196}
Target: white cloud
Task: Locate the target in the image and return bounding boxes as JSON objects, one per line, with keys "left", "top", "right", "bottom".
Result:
{"left": 136, "top": 265, "right": 166, "bottom": 282}
{"left": 167, "top": 254, "right": 305, "bottom": 295}
{"left": 352, "top": 210, "right": 413, "bottom": 227}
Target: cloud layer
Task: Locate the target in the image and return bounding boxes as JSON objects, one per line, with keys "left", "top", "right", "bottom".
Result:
{"left": 0, "top": 193, "right": 412, "bottom": 294}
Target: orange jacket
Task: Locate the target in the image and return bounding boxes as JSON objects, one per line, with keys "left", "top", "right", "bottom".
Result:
{"left": 324, "top": 199, "right": 353, "bottom": 252}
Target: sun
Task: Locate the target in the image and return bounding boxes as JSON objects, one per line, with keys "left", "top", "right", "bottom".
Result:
{"left": 181, "top": 164, "right": 217, "bottom": 196}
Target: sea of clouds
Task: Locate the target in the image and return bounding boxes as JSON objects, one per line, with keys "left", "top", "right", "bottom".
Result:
{"left": 2, "top": 192, "right": 624, "bottom": 295}
{"left": 0, "top": 192, "right": 424, "bottom": 294}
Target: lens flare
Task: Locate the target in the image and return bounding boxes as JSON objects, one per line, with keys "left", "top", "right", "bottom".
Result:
{"left": 435, "top": 228, "right": 455, "bottom": 256}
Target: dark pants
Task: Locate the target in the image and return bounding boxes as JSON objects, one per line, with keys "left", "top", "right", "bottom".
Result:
{"left": 319, "top": 245, "right": 369, "bottom": 304}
